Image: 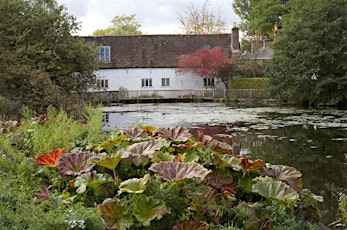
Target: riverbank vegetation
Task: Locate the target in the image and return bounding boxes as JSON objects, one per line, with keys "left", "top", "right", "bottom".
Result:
{"left": 1, "top": 106, "right": 346, "bottom": 229}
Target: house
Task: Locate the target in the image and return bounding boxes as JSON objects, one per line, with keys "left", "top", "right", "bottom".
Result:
{"left": 84, "top": 25, "right": 241, "bottom": 98}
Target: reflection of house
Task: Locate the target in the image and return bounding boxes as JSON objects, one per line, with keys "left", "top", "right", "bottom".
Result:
{"left": 84, "top": 26, "right": 240, "bottom": 93}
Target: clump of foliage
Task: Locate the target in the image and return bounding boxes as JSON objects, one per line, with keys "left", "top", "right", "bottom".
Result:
{"left": 0, "top": 108, "right": 334, "bottom": 229}
{"left": 0, "top": 0, "right": 99, "bottom": 115}
{"left": 231, "top": 78, "right": 269, "bottom": 89}
{"left": 266, "top": 0, "right": 347, "bottom": 108}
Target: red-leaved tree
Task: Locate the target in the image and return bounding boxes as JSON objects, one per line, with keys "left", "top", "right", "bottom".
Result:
{"left": 178, "top": 47, "right": 233, "bottom": 88}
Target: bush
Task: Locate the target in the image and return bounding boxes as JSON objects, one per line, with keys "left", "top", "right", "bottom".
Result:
{"left": 231, "top": 78, "right": 269, "bottom": 89}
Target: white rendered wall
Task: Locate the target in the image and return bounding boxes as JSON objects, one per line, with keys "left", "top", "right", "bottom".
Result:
{"left": 94, "top": 68, "right": 225, "bottom": 91}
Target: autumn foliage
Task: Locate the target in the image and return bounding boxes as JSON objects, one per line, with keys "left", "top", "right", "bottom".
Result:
{"left": 177, "top": 47, "right": 228, "bottom": 78}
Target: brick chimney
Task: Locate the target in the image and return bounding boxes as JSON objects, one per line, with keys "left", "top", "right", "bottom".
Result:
{"left": 231, "top": 22, "right": 240, "bottom": 54}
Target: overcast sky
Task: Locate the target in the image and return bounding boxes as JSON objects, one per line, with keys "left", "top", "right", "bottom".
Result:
{"left": 56, "top": 0, "right": 241, "bottom": 36}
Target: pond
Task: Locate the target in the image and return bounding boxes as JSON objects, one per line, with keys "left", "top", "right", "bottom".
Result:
{"left": 102, "top": 102, "right": 347, "bottom": 224}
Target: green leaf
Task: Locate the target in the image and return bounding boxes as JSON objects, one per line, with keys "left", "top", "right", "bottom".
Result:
{"left": 75, "top": 170, "right": 113, "bottom": 194}
{"left": 148, "top": 162, "right": 211, "bottom": 181}
{"left": 260, "top": 165, "right": 302, "bottom": 192}
{"left": 252, "top": 177, "right": 299, "bottom": 201}
{"left": 118, "top": 174, "right": 150, "bottom": 195}
{"left": 133, "top": 195, "right": 170, "bottom": 227}
{"left": 213, "top": 153, "right": 243, "bottom": 171}
{"left": 99, "top": 198, "right": 133, "bottom": 230}
{"left": 88, "top": 152, "right": 122, "bottom": 170}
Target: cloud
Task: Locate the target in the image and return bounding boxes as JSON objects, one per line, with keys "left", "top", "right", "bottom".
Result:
{"left": 57, "top": 0, "right": 240, "bottom": 36}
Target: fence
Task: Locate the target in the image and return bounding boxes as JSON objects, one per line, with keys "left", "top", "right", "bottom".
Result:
{"left": 90, "top": 89, "right": 280, "bottom": 105}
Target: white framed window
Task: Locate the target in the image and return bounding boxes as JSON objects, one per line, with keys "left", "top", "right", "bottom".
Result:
{"left": 203, "top": 78, "right": 214, "bottom": 87}
{"left": 161, "top": 78, "right": 170, "bottom": 87}
{"left": 97, "top": 79, "right": 108, "bottom": 88}
{"left": 102, "top": 113, "right": 109, "bottom": 123}
{"left": 97, "top": 46, "right": 110, "bottom": 62}
{"left": 141, "top": 78, "right": 152, "bottom": 87}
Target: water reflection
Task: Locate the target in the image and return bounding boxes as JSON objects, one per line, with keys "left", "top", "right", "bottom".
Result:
{"left": 102, "top": 103, "right": 347, "bottom": 223}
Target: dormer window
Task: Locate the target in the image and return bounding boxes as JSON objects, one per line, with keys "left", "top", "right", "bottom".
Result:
{"left": 97, "top": 46, "right": 111, "bottom": 62}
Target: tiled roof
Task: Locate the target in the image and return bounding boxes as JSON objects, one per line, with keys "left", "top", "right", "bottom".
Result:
{"left": 84, "top": 34, "right": 232, "bottom": 69}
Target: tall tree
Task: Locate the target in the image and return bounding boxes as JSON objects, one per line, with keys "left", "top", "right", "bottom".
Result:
{"left": 178, "top": 47, "right": 233, "bottom": 88}
{"left": 0, "top": 0, "right": 99, "bottom": 115}
{"left": 177, "top": 0, "right": 227, "bottom": 34}
{"left": 266, "top": 0, "right": 347, "bottom": 107}
{"left": 233, "top": 0, "right": 289, "bottom": 38}
{"left": 93, "top": 14, "right": 142, "bottom": 36}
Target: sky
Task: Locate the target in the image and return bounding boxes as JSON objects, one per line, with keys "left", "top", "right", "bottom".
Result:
{"left": 56, "top": 0, "right": 241, "bottom": 36}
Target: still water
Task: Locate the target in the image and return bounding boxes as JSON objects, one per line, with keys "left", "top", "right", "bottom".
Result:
{"left": 102, "top": 103, "right": 347, "bottom": 223}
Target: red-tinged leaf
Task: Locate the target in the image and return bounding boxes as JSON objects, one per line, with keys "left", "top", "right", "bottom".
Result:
{"left": 260, "top": 165, "right": 303, "bottom": 192}
{"left": 148, "top": 162, "right": 210, "bottom": 182}
{"left": 122, "top": 139, "right": 169, "bottom": 166}
{"left": 35, "top": 148, "right": 65, "bottom": 167}
{"left": 35, "top": 185, "right": 50, "bottom": 201}
{"left": 172, "top": 217, "right": 209, "bottom": 230}
{"left": 57, "top": 152, "right": 95, "bottom": 177}
{"left": 121, "top": 127, "right": 149, "bottom": 139}
{"left": 157, "top": 127, "right": 192, "bottom": 142}
{"left": 241, "top": 157, "right": 265, "bottom": 171}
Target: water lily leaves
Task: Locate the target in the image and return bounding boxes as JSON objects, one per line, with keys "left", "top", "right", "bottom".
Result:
{"left": 122, "top": 139, "right": 169, "bottom": 166}
{"left": 99, "top": 198, "right": 133, "bottom": 230}
{"left": 260, "top": 165, "right": 302, "bottom": 192}
{"left": 252, "top": 177, "right": 299, "bottom": 201}
{"left": 172, "top": 217, "right": 209, "bottom": 230}
{"left": 157, "top": 126, "right": 192, "bottom": 142}
{"left": 88, "top": 153, "right": 122, "bottom": 170}
{"left": 75, "top": 170, "right": 114, "bottom": 194}
{"left": 118, "top": 174, "right": 150, "bottom": 195}
{"left": 149, "top": 162, "right": 211, "bottom": 182}
{"left": 133, "top": 195, "right": 169, "bottom": 227}
{"left": 57, "top": 152, "right": 95, "bottom": 177}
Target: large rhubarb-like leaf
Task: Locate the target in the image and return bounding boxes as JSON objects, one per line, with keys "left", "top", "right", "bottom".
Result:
{"left": 157, "top": 126, "right": 192, "bottom": 142}
{"left": 35, "top": 148, "right": 65, "bottom": 167}
{"left": 35, "top": 185, "right": 50, "bottom": 201}
{"left": 121, "top": 127, "right": 149, "bottom": 140}
{"left": 148, "top": 162, "right": 210, "bottom": 181}
{"left": 122, "top": 139, "right": 169, "bottom": 166}
{"left": 88, "top": 152, "right": 122, "bottom": 170}
{"left": 213, "top": 153, "right": 243, "bottom": 171}
{"left": 133, "top": 195, "right": 169, "bottom": 227}
{"left": 99, "top": 198, "right": 133, "bottom": 230}
{"left": 260, "top": 165, "right": 302, "bottom": 192}
{"left": 252, "top": 177, "right": 299, "bottom": 201}
{"left": 118, "top": 174, "right": 150, "bottom": 195}
{"left": 57, "top": 152, "right": 95, "bottom": 177}
{"left": 172, "top": 217, "right": 209, "bottom": 230}
{"left": 75, "top": 170, "right": 113, "bottom": 194}
{"left": 206, "top": 168, "right": 235, "bottom": 197}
